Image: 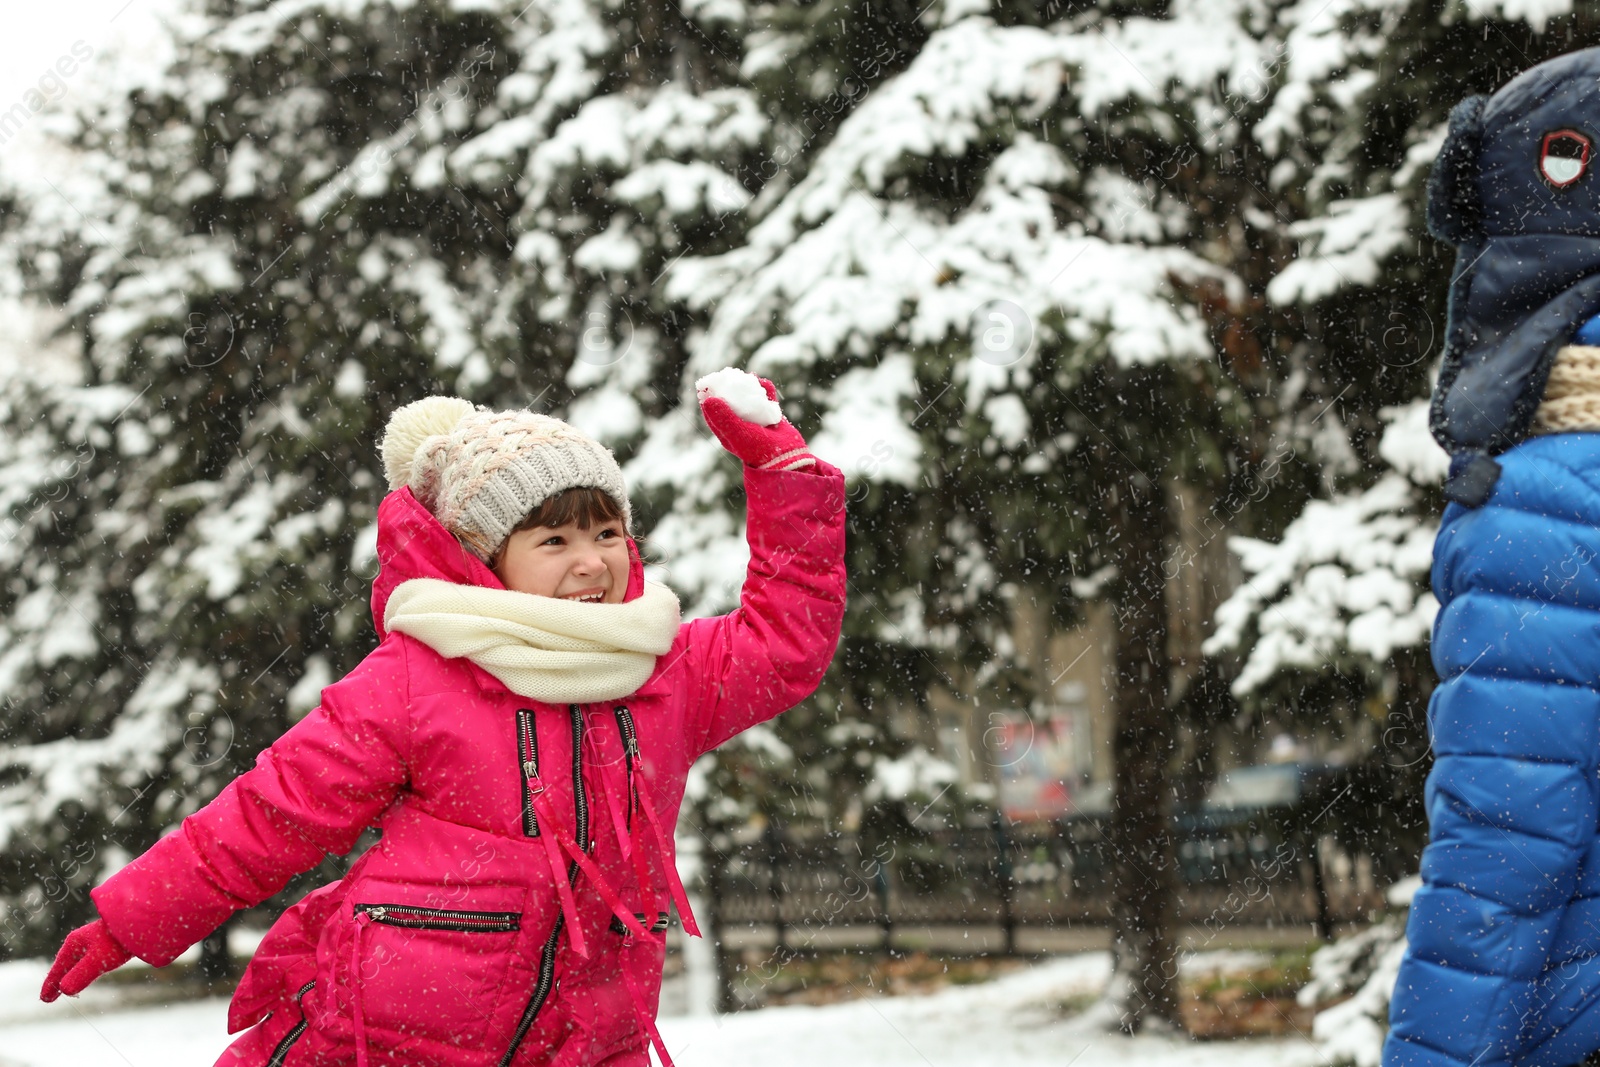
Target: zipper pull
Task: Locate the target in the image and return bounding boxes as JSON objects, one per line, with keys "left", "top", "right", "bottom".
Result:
{"left": 363, "top": 906, "right": 384, "bottom": 922}
{"left": 523, "top": 760, "right": 538, "bottom": 778}
{"left": 615, "top": 706, "right": 641, "bottom": 757}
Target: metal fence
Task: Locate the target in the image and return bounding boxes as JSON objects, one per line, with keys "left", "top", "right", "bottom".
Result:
{"left": 701, "top": 813, "right": 1388, "bottom": 957}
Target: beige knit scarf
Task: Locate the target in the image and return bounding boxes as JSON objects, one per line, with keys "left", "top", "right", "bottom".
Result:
{"left": 383, "top": 579, "right": 681, "bottom": 703}
{"left": 1534, "top": 345, "right": 1600, "bottom": 434}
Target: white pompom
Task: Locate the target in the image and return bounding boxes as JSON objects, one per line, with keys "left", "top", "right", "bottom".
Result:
{"left": 694, "top": 367, "right": 782, "bottom": 426}
{"left": 381, "top": 396, "right": 475, "bottom": 490}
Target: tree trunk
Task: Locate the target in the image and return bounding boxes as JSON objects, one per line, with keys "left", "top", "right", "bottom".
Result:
{"left": 1102, "top": 465, "right": 1180, "bottom": 1033}
{"left": 707, "top": 842, "right": 739, "bottom": 1014}
{"left": 198, "top": 918, "right": 234, "bottom": 986}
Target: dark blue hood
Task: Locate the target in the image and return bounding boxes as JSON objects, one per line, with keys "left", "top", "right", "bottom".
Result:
{"left": 1428, "top": 46, "right": 1600, "bottom": 504}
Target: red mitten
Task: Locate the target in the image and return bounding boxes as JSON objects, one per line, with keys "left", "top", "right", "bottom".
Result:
{"left": 696, "top": 370, "right": 816, "bottom": 471}
{"left": 40, "top": 919, "right": 133, "bottom": 1002}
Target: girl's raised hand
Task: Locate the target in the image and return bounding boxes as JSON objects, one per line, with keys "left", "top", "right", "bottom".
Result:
{"left": 695, "top": 368, "right": 815, "bottom": 471}
{"left": 40, "top": 919, "right": 132, "bottom": 1001}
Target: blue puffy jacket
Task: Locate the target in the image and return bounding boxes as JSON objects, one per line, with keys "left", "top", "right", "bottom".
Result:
{"left": 1386, "top": 433, "right": 1600, "bottom": 1067}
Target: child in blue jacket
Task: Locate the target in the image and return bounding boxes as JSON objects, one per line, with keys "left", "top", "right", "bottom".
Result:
{"left": 1389, "top": 45, "right": 1600, "bottom": 1067}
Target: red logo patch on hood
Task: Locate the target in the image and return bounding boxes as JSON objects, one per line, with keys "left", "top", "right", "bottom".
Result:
{"left": 1541, "top": 129, "right": 1591, "bottom": 188}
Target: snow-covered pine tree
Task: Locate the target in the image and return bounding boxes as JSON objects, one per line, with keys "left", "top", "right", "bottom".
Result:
{"left": 0, "top": 0, "right": 761, "bottom": 958}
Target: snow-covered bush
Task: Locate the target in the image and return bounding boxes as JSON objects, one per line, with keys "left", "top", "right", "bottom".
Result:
{"left": 1301, "top": 877, "right": 1418, "bottom": 1067}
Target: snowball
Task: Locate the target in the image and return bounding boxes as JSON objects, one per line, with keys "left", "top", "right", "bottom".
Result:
{"left": 694, "top": 367, "right": 781, "bottom": 426}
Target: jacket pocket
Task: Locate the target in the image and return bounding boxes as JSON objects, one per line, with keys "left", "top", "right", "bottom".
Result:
{"left": 344, "top": 879, "right": 529, "bottom": 1054}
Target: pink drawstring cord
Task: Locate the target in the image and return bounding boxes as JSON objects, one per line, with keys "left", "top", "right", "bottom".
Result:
{"left": 593, "top": 742, "right": 688, "bottom": 1066}
{"left": 351, "top": 909, "right": 371, "bottom": 1067}
{"left": 601, "top": 760, "right": 634, "bottom": 862}
{"left": 525, "top": 780, "right": 649, "bottom": 953}
{"left": 632, "top": 773, "right": 701, "bottom": 938}
{"left": 525, "top": 780, "right": 592, "bottom": 959}
{"left": 621, "top": 950, "right": 676, "bottom": 1067}
{"left": 594, "top": 752, "right": 662, "bottom": 922}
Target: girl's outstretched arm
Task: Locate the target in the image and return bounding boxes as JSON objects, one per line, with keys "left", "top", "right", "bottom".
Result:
{"left": 59, "top": 636, "right": 413, "bottom": 982}
{"left": 682, "top": 372, "right": 848, "bottom": 754}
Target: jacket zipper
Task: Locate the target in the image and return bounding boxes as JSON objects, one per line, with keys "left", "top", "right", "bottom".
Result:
{"left": 263, "top": 979, "right": 316, "bottom": 1067}
{"left": 354, "top": 903, "right": 521, "bottom": 932}
{"left": 499, "top": 704, "right": 588, "bottom": 1067}
{"left": 518, "top": 709, "right": 540, "bottom": 837}
{"left": 570, "top": 705, "right": 589, "bottom": 849}
{"left": 614, "top": 705, "right": 639, "bottom": 827}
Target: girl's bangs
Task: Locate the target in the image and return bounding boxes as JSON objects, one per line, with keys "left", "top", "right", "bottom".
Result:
{"left": 520, "top": 487, "right": 625, "bottom": 531}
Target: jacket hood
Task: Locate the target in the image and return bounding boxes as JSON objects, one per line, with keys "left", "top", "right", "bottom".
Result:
{"left": 1427, "top": 46, "right": 1600, "bottom": 505}
{"left": 371, "top": 488, "right": 647, "bottom": 640}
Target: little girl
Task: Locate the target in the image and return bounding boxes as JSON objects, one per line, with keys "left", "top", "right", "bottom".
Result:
{"left": 38, "top": 370, "right": 847, "bottom": 1067}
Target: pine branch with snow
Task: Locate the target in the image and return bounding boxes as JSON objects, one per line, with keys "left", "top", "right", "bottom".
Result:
{"left": 1206, "top": 401, "right": 1445, "bottom": 695}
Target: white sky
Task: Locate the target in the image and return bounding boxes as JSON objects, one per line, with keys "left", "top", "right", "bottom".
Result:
{"left": 0, "top": 1, "right": 180, "bottom": 147}
{"left": 0, "top": 3, "right": 180, "bottom": 369}
{"left": 0, "top": 2, "right": 177, "bottom": 92}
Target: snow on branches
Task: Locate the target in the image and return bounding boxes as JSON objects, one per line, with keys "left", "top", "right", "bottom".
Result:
{"left": 1206, "top": 402, "right": 1445, "bottom": 694}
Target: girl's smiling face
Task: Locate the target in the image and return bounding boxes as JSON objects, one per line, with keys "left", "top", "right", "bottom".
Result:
{"left": 492, "top": 518, "right": 630, "bottom": 602}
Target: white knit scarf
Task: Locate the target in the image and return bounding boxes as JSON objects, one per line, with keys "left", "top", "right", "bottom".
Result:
{"left": 383, "top": 578, "right": 681, "bottom": 703}
{"left": 1534, "top": 345, "right": 1600, "bottom": 435}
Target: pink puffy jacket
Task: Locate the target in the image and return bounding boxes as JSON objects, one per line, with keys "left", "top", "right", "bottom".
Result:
{"left": 89, "top": 462, "right": 846, "bottom": 1066}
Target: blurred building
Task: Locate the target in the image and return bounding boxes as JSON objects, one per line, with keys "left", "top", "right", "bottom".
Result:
{"left": 926, "top": 483, "right": 1246, "bottom": 821}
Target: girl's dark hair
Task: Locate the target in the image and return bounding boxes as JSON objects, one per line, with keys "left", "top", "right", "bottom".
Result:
{"left": 513, "top": 486, "right": 625, "bottom": 533}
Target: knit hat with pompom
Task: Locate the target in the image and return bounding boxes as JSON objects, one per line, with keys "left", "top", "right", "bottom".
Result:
{"left": 380, "top": 397, "right": 630, "bottom": 562}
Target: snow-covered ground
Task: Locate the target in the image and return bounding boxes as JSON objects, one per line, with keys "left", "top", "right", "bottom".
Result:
{"left": 0, "top": 952, "right": 1319, "bottom": 1067}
